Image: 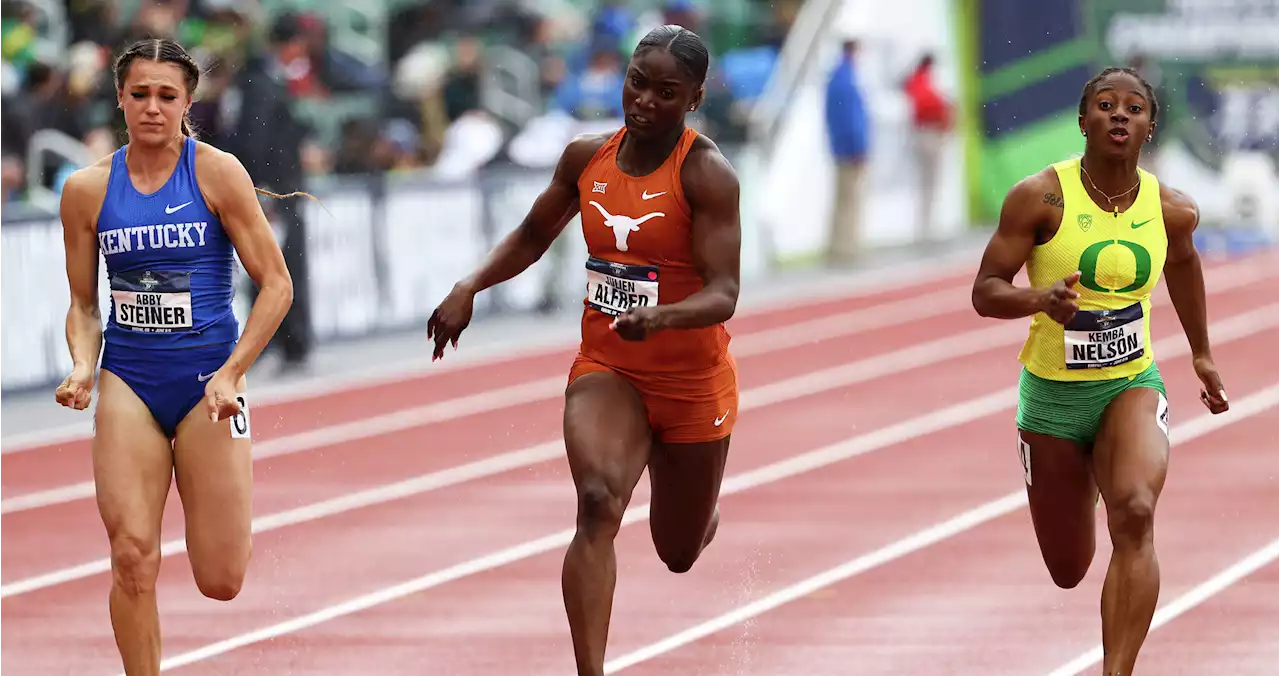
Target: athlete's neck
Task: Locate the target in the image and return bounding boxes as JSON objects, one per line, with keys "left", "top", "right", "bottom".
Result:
{"left": 1078, "top": 150, "right": 1140, "bottom": 207}
{"left": 617, "top": 125, "right": 685, "bottom": 177}
{"left": 125, "top": 136, "right": 184, "bottom": 185}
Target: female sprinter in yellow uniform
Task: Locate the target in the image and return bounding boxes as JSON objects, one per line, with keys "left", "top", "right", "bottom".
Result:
{"left": 971, "top": 67, "right": 1229, "bottom": 675}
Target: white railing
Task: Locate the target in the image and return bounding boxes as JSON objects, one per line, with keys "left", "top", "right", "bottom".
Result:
{"left": 480, "top": 45, "right": 543, "bottom": 128}
{"left": 15, "top": 0, "right": 68, "bottom": 62}
{"left": 24, "top": 129, "right": 91, "bottom": 215}
{"left": 745, "top": 0, "right": 845, "bottom": 157}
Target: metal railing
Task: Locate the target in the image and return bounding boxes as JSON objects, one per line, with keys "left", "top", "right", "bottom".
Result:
{"left": 745, "top": 0, "right": 845, "bottom": 160}
{"left": 23, "top": 129, "right": 91, "bottom": 215}
{"left": 480, "top": 45, "right": 544, "bottom": 129}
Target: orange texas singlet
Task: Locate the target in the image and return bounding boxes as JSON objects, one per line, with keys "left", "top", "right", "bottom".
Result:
{"left": 575, "top": 126, "right": 731, "bottom": 376}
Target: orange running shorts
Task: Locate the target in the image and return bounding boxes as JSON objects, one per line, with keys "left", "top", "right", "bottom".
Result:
{"left": 566, "top": 351, "right": 739, "bottom": 444}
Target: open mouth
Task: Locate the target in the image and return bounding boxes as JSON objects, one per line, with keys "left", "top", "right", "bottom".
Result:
{"left": 628, "top": 113, "right": 652, "bottom": 127}
{"left": 1108, "top": 127, "right": 1129, "bottom": 143}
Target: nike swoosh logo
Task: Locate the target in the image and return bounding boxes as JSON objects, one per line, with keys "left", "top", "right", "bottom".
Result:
{"left": 641, "top": 191, "right": 666, "bottom": 201}
{"left": 1131, "top": 217, "right": 1154, "bottom": 229}
{"left": 197, "top": 372, "right": 215, "bottom": 382}
{"left": 166, "top": 201, "right": 193, "bottom": 215}
{"left": 714, "top": 410, "right": 729, "bottom": 426}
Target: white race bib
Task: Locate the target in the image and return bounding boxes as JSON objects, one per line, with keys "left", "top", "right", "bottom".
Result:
{"left": 584, "top": 257, "right": 659, "bottom": 316}
{"left": 110, "top": 269, "right": 194, "bottom": 333}
{"left": 1063, "top": 301, "right": 1145, "bottom": 370}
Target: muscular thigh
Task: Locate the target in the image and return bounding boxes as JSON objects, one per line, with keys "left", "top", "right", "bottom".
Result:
{"left": 644, "top": 353, "right": 739, "bottom": 445}
{"left": 1093, "top": 386, "right": 1169, "bottom": 512}
{"left": 1018, "top": 428, "right": 1098, "bottom": 585}
{"left": 93, "top": 369, "right": 175, "bottom": 545}
{"left": 648, "top": 436, "right": 730, "bottom": 542}
{"left": 172, "top": 376, "right": 253, "bottom": 575}
{"left": 563, "top": 363, "right": 653, "bottom": 508}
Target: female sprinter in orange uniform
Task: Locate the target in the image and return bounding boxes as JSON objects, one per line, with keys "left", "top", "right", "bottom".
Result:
{"left": 54, "top": 38, "right": 296, "bottom": 675}
{"left": 428, "top": 24, "right": 741, "bottom": 676}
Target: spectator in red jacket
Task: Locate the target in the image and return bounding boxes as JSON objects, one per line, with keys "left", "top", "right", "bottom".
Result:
{"left": 904, "top": 53, "right": 952, "bottom": 244}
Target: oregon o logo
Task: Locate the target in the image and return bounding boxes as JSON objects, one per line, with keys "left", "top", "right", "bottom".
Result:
{"left": 1076, "top": 239, "right": 1152, "bottom": 294}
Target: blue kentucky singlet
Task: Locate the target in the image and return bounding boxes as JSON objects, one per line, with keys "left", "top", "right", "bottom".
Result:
{"left": 97, "top": 136, "right": 239, "bottom": 350}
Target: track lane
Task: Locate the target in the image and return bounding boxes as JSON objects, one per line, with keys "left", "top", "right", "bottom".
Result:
{"left": 1, "top": 291, "right": 1007, "bottom": 582}
{"left": 610, "top": 404, "right": 1277, "bottom": 676}
{"left": 4, "top": 252, "right": 1270, "bottom": 502}
{"left": 0, "top": 271, "right": 984, "bottom": 502}
{"left": 5, "top": 264, "right": 1272, "bottom": 586}
{"left": 1, "top": 308, "right": 1038, "bottom": 674}
{"left": 124, "top": 308, "right": 1274, "bottom": 670}
{"left": 1119, "top": 561, "right": 1278, "bottom": 676}
{"left": 0, "top": 264, "right": 979, "bottom": 458}
{"left": 160, "top": 340, "right": 1279, "bottom": 676}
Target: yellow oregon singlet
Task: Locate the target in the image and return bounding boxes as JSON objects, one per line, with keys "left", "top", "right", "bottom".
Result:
{"left": 1017, "top": 156, "right": 1168, "bottom": 382}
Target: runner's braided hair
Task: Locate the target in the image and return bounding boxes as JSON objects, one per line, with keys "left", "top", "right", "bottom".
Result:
{"left": 113, "top": 38, "right": 326, "bottom": 211}
{"left": 632, "top": 25, "right": 710, "bottom": 87}
{"left": 1078, "top": 66, "right": 1160, "bottom": 126}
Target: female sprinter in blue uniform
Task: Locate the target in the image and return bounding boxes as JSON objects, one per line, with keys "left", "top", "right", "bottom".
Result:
{"left": 53, "top": 38, "right": 295, "bottom": 675}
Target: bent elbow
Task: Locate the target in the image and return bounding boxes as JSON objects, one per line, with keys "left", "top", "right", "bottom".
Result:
{"left": 69, "top": 296, "right": 101, "bottom": 321}
{"left": 719, "top": 284, "right": 740, "bottom": 323}
{"left": 280, "top": 276, "right": 296, "bottom": 309}
{"left": 971, "top": 285, "right": 991, "bottom": 318}
{"left": 265, "top": 271, "right": 295, "bottom": 310}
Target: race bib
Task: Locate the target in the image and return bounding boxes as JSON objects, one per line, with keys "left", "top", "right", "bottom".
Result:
{"left": 584, "top": 257, "right": 659, "bottom": 317}
{"left": 230, "top": 392, "right": 251, "bottom": 440}
{"left": 110, "top": 269, "right": 193, "bottom": 333}
{"left": 1063, "top": 301, "right": 1145, "bottom": 370}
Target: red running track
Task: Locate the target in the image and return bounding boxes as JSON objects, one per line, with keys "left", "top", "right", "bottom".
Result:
{"left": 1, "top": 249, "right": 1275, "bottom": 675}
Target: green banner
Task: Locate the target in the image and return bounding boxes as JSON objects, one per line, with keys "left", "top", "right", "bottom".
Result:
{"left": 1085, "top": 0, "right": 1279, "bottom": 168}
{"left": 961, "top": 0, "right": 1279, "bottom": 225}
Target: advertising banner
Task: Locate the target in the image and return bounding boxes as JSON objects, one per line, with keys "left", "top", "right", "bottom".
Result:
{"left": 964, "top": 0, "right": 1278, "bottom": 231}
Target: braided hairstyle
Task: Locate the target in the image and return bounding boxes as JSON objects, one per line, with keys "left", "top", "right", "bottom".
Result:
{"left": 632, "top": 25, "right": 710, "bottom": 88}
{"left": 1078, "top": 66, "right": 1160, "bottom": 126}
{"left": 114, "top": 38, "right": 202, "bottom": 139}
{"left": 112, "top": 38, "right": 322, "bottom": 206}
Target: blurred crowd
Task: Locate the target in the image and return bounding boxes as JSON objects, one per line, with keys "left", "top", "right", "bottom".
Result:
{"left": 1, "top": 0, "right": 797, "bottom": 206}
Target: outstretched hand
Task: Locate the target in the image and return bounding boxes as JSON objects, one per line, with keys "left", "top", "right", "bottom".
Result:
{"left": 427, "top": 283, "right": 476, "bottom": 361}
{"left": 1193, "top": 355, "right": 1229, "bottom": 414}
{"left": 1039, "top": 270, "right": 1082, "bottom": 325}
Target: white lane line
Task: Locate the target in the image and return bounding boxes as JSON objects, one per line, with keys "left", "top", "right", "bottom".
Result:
{"left": 6, "top": 256, "right": 1274, "bottom": 515}
{"left": 0, "top": 298, "right": 989, "bottom": 593}
{"left": 1043, "top": 539, "right": 1280, "bottom": 676}
{"left": 602, "top": 388, "right": 1280, "bottom": 673}
{"left": 5, "top": 305, "right": 1275, "bottom": 598}
{"left": 145, "top": 379, "right": 1277, "bottom": 668}
{"left": 0, "top": 283, "right": 970, "bottom": 513}
{"left": 2, "top": 249, "right": 1269, "bottom": 462}
{"left": 0, "top": 250, "right": 984, "bottom": 453}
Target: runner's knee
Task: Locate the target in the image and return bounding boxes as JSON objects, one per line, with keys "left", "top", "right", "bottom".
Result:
{"left": 1105, "top": 491, "right": 1156, "bottom": 547}
{"left": 109, "top": 532, "right": 161, "bottom": 597}
{"left": 192, "top": 542, "right": 251, "bottom": 601}
{"left": 655, "top": 543, "right": 701, "bottom": 574}
{"left": 1044, "top": 548, "right": 1093, "bottom": 589}
{"left": 576, "top": 478, "right": 625, "bottom": 540}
